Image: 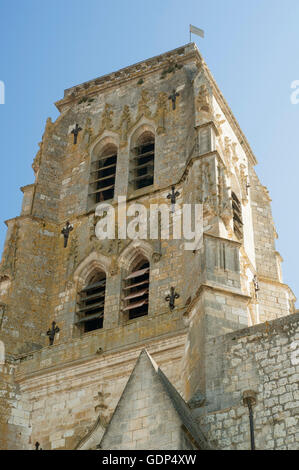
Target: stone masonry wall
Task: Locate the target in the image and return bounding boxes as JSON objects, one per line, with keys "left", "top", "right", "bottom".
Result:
{"left": 7, "top": 333, "right": 186, "bottom": 450}
{"left": 196, "top": 312, "right": 299, "bottom": 450}
{"left": 99, "top": 351, "right": 194, "bottom": 450}
{"left": 0, "top": 361, "right": 31, "bottom": 450}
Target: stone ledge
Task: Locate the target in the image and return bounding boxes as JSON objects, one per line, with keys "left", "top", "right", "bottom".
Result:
{"left": 12, "top": 310, "right": 187, "bottom": 379}
{"left": 213, "top": 311, "right": 299, "bottom": 344}
{"left": 14, "top": 331, "right": 187, "bottom": 391}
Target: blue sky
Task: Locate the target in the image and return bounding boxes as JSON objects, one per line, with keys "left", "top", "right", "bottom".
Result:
{"left": 0, "top": 0, "right": 298, "bottom": 301}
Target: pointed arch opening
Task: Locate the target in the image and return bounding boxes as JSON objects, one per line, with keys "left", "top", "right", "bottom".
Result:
{"left": 122, "top": 256, "right": 150, "bottom": 320}
{"left": 89, "top": 142, "right": 118, "bottom": 207}
{"left": 130, "top": 128, "right": 155, "bottom": 192}
{"left": 76, "top": 270, "right": 106, "bottom": 333}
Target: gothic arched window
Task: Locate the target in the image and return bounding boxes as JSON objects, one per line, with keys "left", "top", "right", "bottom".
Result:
{"left": 130, "top": 131, "right": 155, "bottom": 191}
{"left": 89, "top": 144, "right": 117, "bottom": 206}
{"left": 123, "top": 258, "right": 150, "bottom": 320}
{"left": 76, "top": 271, "right": 106, "bottom": 332}
{"left": 232, "top": 192, "right": 243, "bottom": 240}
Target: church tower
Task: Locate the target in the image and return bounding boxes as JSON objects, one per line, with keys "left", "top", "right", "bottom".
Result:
{"left": 0, "top": 44, "right": 297, "bottom": 450}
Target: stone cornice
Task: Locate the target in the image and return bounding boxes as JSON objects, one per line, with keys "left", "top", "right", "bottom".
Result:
{"left": 183, "top": 283, "right": 251, "bottom": 319}
{"left": 183, "top": 149, "right": 218, "bottom": 180}
{"left": 198, "top": 283, "right": 251, "bottom": 300}
{"left": 20, "top": 183, "right": 35, "bottom": 193}
{"left": 259, "top": 276, "right": 297, "bottom": 301}
{"left": 4, "top": 214, "right": 59, "bottom": 228}
{"left": 197, "top": 283, "right": 251, "bottom": 302}
{"left": 217, "top": 311, "right": 299, "bottom": 342}
{"left": 203, "top": 232, "right": 242, "bottom": 247}
{"left": 55, "top": 43, "right": 199, "bottom": 112}
{"left": 194, "top": 121, "right": 219, "bottom": 136}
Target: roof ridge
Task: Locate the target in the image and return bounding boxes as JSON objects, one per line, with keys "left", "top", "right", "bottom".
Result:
{"left": 143, "top": 349, "right": 210, "bottom": 449}
{"left": 98, "top": 348, "right": 211, "bottom": 449}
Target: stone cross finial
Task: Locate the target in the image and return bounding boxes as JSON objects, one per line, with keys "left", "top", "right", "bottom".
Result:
{"left": 253, "top": 275, "right": 260, "bottom": 293}
{"left": 61, "top": 221, "right": 73, "bottom": 248}
{"left": 71, "top": 123, "right": 82, "bottom": 144}
{"left": 168, "top": 89, "right": 180, "bottom": 110}
{"left": 252, "top": 275, "right": 260, "bottom": 301}
{"left": 167, "top": 186, "right": 180, "bottom": 205}
{"left": 246, "top": 177, "right": 251, "bottom": 195}
{"left": 165, "top": 287, "right": 180, "bottom": 311}
{"left": 47, "top": 321, "right": 60, "bottom": 346}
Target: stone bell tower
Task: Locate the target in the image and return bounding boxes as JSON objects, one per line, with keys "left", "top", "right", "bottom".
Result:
{"left": 0, "top": 43, "right": 296, "bottom": 450}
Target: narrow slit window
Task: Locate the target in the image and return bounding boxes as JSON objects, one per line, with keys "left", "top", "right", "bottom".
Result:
{"left": 76, "top": 272, "right": 106, "bottom": 332}
{"left": 89, "top": 145, "right": 117, "bottom": 205}
{"left": 130, "top": 133, "right": 154, "bottom": 191}
{"left": 123, "top": 260, "right": 149, "bottom": 320}
{"left": 232, "top": 192, "right": 243, "bottom": 240}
